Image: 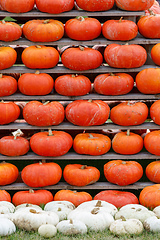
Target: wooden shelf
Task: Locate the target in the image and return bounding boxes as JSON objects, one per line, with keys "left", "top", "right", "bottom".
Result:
{"left": 1, "top": 121, "right": 159, "bottom": 130}
{"left": 0, "top": 9, "right": 145, "bottom": 18}
{"left": 0, "top": 151, "right": 159, "bottom": 161}
{"left": 0, "top": 64, "right": 157, "bottom": 74}
{"left": 0, "top": 181, "right": 155, "bottom": 191}
{"left": 1, "top": 35, "right": 160, "bottom": 47}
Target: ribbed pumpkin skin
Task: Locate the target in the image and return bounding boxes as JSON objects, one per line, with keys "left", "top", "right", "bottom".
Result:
{"left": 144, "top": 130, "right": 160, "bottom": 155}
{"left": 0, "top": 0, "right": 35, "bottom": 13}
{"left": 12, "top": 189, "right": 54, "bottom": 206}
{"left": 65, "top": 100, "right": 110, "bottom": 126}
{"left": 0, "top": 75, "right": 17, "bottom": 97}
{"left": 0, "top": 47, "right": 17, "bottom": 70}
{"left": 21, "top": 162, "right": 62, "bottom": 187}
{"left": 73, "top": 133, "right": 111, "bottom": 155}
{"left": 110, "top": 101, "right": 148, "bottom": 126}
{"left": 30, "top": 130, "right": 73, "bottom": 157}
{"left": 150, "top": 100, "right": 160, "bottom": 125}
{"left": 137, "top": 14, "right": 160, "bottom": 39}
{"left": 102, "top": 19, "right": 138, "bottom": 41}
{"left": 0, "top": 162, "right": 19, "bottom": 185}
{"left": 112, "top": 131, "right": 144, "bottom": 155}
{"left": 104, "top": 160, "right": 143, "bottom": 186}
{"left": 136, "top": 68, "right": 160, "bottom": 94}
{"left": 94, "top": 190, "right": 139, "bottom": 208}
{"left": 0, "top": 136, "right": 30, "bottom": 156}
{"left": 76, "top": 0, "right": 115, "bottom": 11}
{"left": 23, "top": 101, "right": 65, "bottom": 126}
{"left": 0, "top": 190, "right": 11, "bottom": 202}
{"left": 146, "top": 161, "right": 160, "bottom": 183}
{"left": 104, "top": 44, "right": 147, "bottom": 68}
{"left": 18, "top": 72, "right": 54, "bottom": 96}
{"left": 93, "top": 73, "right": 134, "bottom": 96}
{"left": 35, "top": 0, "right": 74, "bottom": 14}
{"left": 65, "top": 17, "right": 101, "bottom": 40}
{"left": 23, "top": 19, "right": 64, "bottom": 42}
{"left": 63, "top": 164, "right": 100, "bottom": 186}
{"left": 55, "top": 74, "right": 91, "bottom": 96}
{"left": 151, "top": 43, "right": 160, "bottom": 66}
{"left": 115, "top": 0, "right": 154, "bottom": 11}
{"left": 61, "top": 47, "right": 103, "bottom": 71}
{"left": 0, "top": 21, "right": 22, "bottom": 41}
{"left": 139, "top": 184, "right": 160, "bottom": 209}
{"left": 53, "top": 189, "right": 92, "bottom": 207}
{"left": 21, "top": 45, "right": 59, "bottom": 69}
{"left": 0, "top": 102, "right": 20, "bottom": 125}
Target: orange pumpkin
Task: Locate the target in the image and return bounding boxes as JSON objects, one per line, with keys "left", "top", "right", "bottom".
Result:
{"left": 0, "top": 20, "right": 22, "bottom": 41}
{"left": 135, "top": 68, "right": 160, "bottom": 94}
{"left": 144, "top": 130, "right": 160, "bottom": 155}
{"left": 104, "top": 160, "right": 143, "bottom": 186}
{"left": 112, "top": 130, "right": 144, "bottom": 155}
{"left": 0, "top": 102, "right": 20, "bottom": 125}
{"left": 139, "top": 184, "right": 160, "bottom": 209}
{"left": 23, "top": 19, "right": 64, "bottom": 42}
{"left": 21, "top": 45, "right": 59, "bottom": 69}
{"left": 146, "top": 161, "right": 160, "bottom": 183}
{"left": 0, "top": 161, "right": 19, "bottom": 185}
{"left": 73, "top": 132, "right": 111, "bottom": 155}
{"left": 115, "top": 0, "right": 154, "bottom": 11}
{"left": 63, "top": 164, "right": 100, "bottom": 186}
{"left": 151, "top": 43, "right": 160, "bottom": 66}
{"left": 150, "top": 100, "right": 160, "bottom": 125}
{"left": 110, "top": 101, "right": 148, "bottom": 126}
{"left": 0, "top": 47, "right": 17, "bottom": 70}
{"left": 0, "top": 0, "right": 35, "bottom": 13}
{"left": 0, "top": 74, "right": 17, "bottom": 97}
{"left": 0, "top": 190, "right": 11, "bottom": 202}
{"left": 53, "top": 189, "right": 92, "bottom": 207}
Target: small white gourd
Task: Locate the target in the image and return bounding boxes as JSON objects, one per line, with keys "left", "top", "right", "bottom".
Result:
{"left": 68, "top": 207, "right": 114, "bottom": 232}
{"left": 0, "top": 217, "right": 16, "bottom": 236}
{"left": 0, "top": 201, "right": 15, "bottom": 213}
{"left": 13, "top": 209, "right": 59, "bottom": 231}
{"left": 15, "top": 203, "right": 42, "bottom": 212}
{"left": 109, "top": 218, "right": 144, "bottom": 235}
{"left": 38, "top": 224, "right": 57, "bottom": 238}
{"left": 44, "top": 200, "right": 75, "bottom": 211}
{"left": 144, "top": 216, "right": 160, "bottom": 232}
{"left": 115, "top": 207, "right": 155, "bottom": 223}
{"left": 57, "top": 219, "right": 87, "bottom": 235}
{"left": 153, "top": 206, "right": 160, "bottom": 218}
{"left": 119, "top": 204, "right": 149, "bottom": 211}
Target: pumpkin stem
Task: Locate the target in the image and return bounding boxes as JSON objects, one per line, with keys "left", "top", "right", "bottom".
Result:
{"left": 109, "top": 72, "right": 115, "bottom": 76}
{"left": 70, "top": 219, "right": 73, "bottom": 224}
{"left": 79, "top": 45, "right": 85, "bottom": 51}
{"left": 29, "top": 209, "right": 38, "bottom": 214}
{"left": 95, "top": 200, "right": 102, "bottom": 207}
{"left": 126, "top": 129, "right": 130, "bottom": 136}
{"left": 29, "top": 189, "right": 35, "bottom": 193}
{"left": 122, "top": 161, "right": 126, "bottom": 164}
{"left": 77, "top": 16, "right": 85, "bottom": 22}
{"left": 119, "top": 17, "right": 123, "bottom": 22}
{"left": 58, "top": 207, "right": 62, "bottom": 211}
{"left": 43, "top": 19, "right": 50, "bottom": 24}
{"left": 35, "top": 70, "right": 40, "bottom": 75}
{"left": 80, "top": 165, "right": 87, "bottom": 170}
{"left": 88, "top": 99, "right": 92, "bottom": 103}
{"left": 43, "top": 101, "right": 50, "bottom": 105}
{"left": 148, "top": 9, "right": 156, "bottom": 16}
{"left": 36, "top": 45, "right": 42, "bottom": 48}
{"left": 121, "top": 216, "right": 126, "bottom": 221}
{"left": 91, "top": 207, "right": 99, "bottom": 215}
{"left": 48, "top": 128, "right": 53, "bottom": 136}
{"left": 12, "top": 129, "right": 23, "bottom": 139}
{"left": 71, "top": 74, "right": 78, "bottom": 77}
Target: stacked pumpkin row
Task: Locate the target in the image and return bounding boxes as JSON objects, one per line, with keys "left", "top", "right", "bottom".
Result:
{"left": 0, "top": 0, "right": 155, "bottom": 14}
{"left": 1, "top": 12, "right": 160, "bottom": 42}
{"left": 1, "top": 67, "right": 160, "bottom": 97}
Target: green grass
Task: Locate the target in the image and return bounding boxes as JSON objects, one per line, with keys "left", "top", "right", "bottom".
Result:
{"left": 1, "top": 229, "right": 160, "bottom": 240}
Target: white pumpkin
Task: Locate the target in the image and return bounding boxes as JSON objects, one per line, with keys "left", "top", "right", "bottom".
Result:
{"left": 44, "top": 204, "right": 73, "bottom": 221}
{"left": 44, "top": 201, "right": 75, "bottom": 211}
{"left": 15, "top": 203, "right": 42, "bottom": 212}
{"left": 68, "top": 207, "right": 114, "bottom": 232}
{"left": 119, "top": 204, "right": 149, "bottom": 211}
{"left": 38, "top": 224, "right": 57, "bottom": 238}
{"left": 0, "top": 217, "right": 16, "bottom": 236}
{"left": 76, "top": 200, "right": 118, "bottom": 216}
{"left": 57, "top": 219, "right": 87, "bottom": 235}
{"left": 153, "top": 205, "right": 160, "bottom": 218}
{"left": 115, "top": 208, "right": 155, "bottom": 223}
{"left": 0, "top": 201, "right": 15, "bottom": 213}
{"left": 12, "top": 209, "right": 59, "bottom": 231}
{"left": 144, "top": 216, "right": 160, "bottom": 232}
{"left": 109, "top": 218, "right": 144, "bottom": 235}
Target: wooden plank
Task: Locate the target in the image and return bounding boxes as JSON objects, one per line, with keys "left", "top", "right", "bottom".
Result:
{"left": 0, "top": 9, "right": 145, "bottom": 18}
{"left": 1, "top": 92, "right": 160, "bottom": 101}
{"left": 0, "top": 181, "right": 154, "bottom": 190}
{"left": 0, "top": 64, "right": 157, "bottom": 74}
{"left": 0, "top": 151, "right": 159, "bottom": 160}
{"left": 0, "top": 121, "right": 159, "bottom": 130}
{"left": 1, "top": 35, "right": 160, "bottom": 46}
